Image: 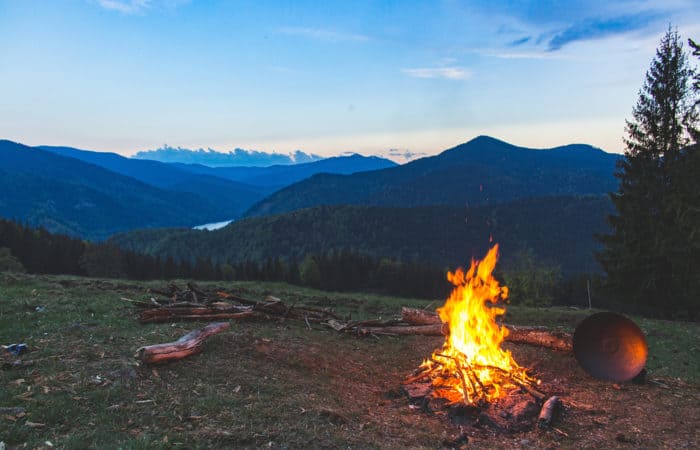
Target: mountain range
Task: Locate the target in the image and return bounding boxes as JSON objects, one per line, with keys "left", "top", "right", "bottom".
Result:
{"left": 40, "top": 145, "right": 268, "bottom": 215}
{"left": 244, "top": 136, "right": 620, "bottom": 217}
{"left": 109, "top": 136, "right": 622, "bottom": 275}
{"left": 0, "top": 140, "right": 225, "bottom": 239}
{"left": 0, "top": 140, "right": 395, "bottom": 239}
{"left": 0, "top": 135, "right": 622, "bottom": 274}
{"left": 170, "top": 154, "right": 397, "bottom": 190}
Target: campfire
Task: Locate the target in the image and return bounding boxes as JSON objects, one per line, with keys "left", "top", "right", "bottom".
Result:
{"left": 404, "top": 245, "right": 551, "bottom": 431}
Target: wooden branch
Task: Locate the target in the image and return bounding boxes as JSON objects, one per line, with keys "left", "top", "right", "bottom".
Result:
{"left": 355, "top": 324, "right": 445, "bottom": 336}
{"left": 216, "top": 290, "right": 342, "bottom": 321}
{"left": 139, "top": 312, "right": 255, "bottom": 323}
{"left": 134, "top": 322, "right": 230, "bottom": 364}
{"left": 120, "top": 297, "right": 153, "bottom": 308}
{"left": 139, "top": 307, "right": 253, "bottom": 323}
{"left": 401, "top": 307, "right": 573, "bottom": 352}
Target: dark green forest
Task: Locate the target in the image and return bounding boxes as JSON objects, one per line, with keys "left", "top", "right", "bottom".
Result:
{"left": 0, "top": 217, "right": 605, "bottom": 306}
{"left": 0, "top": 218, "right": 453, "bottom": 299}
{"left": 110, "top": 195, "right": 613, "bottom": 276}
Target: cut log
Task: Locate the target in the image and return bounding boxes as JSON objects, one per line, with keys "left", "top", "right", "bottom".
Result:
{"left": 538, "top": 395, "right": 561, "bottom": 428}
{"left": 135, "top": 322, "right": 230, "bottom": 364}
{"left": 401, "top": 307, "right": 443, "bottom": 325}
{"left": 506, "top": 326, "right": 573, "bottom": 353}
{"left": 400, "top": 307, "right": 573, "bottom": 352}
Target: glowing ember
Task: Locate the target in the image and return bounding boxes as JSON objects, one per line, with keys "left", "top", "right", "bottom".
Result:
{"left": 411, "top": 244, "right": 536, "bottom": 405}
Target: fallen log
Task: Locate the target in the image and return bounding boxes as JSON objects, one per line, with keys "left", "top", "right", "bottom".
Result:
{"left": 401, "top": 306, "right": 442, "bottom": 325}
{"left": 135, "top": 322, "right": 230, "bottom": 364}
{"left": 506, "top": 326, "right": 572, "bottom": 352}
{"left": 400, "top": 307, "right": 573, "bottom": 352}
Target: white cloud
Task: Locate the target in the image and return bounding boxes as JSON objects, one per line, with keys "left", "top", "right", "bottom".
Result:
{"left": 277, "top": 27, "right": 369, "bottom": 42}
{"left": 96, "top": 0, "right": 189, "bottom": 14}
{"left": 97, "top": 0, "right": 151, "bottom": 14}
{"left": 401, "top": 67, "right": 471, "bottom": 80}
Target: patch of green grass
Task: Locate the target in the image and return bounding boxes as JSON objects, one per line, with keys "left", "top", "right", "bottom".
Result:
{"left": 639, "top": 317, "right": 700, "bottom": 382}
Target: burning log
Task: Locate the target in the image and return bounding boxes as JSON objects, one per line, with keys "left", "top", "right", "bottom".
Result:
{"left": 406, "top": 245, "right": 541, "bottom": 408}
{"left": 135, "top": 322, "right": 230, "bottom": 364}
{"left": 401, "top": 307, "right": 573, "bottom": 352}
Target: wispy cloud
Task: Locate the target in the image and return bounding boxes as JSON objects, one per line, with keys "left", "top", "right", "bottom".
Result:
{"left": 509, "top": 36, "right": 532, "bottom": 46}
{"left": 402, "top": 67, "right": 471, "bottom": 80}
{"left": 97, "top": 0, "right": 151, "bottom": 14}
{"left": 546, "top": 12, "right": 661, "bottom": 51}
{"left": 278, "top": 27, "right": 370, "bottom": 42}
{"left": 96, "top": 0, "right": 188, "bottom": 14}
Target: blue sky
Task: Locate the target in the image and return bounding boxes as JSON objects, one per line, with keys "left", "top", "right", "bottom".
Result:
{"left": 1, "top": 0, "right": 699, "bottom": 160}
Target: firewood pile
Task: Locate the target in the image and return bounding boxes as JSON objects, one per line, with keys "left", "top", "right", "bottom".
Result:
{"left": 125, "top": 284, "right": 572, "bottom": 353}
{"left": 124, "top": 282, "right": 343, "bottom": 325}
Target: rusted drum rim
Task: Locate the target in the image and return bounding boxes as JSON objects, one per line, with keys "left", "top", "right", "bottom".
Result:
{"left": 573, "top": 312, "right": 648, "bottom": 382}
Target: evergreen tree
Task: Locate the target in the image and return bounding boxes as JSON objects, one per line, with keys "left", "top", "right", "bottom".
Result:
{"left": 598, "top": 28, "right": 698, "bottom": 318}
{"left": 688, "top": 38, "right": 700, "bottom": 142}
{"left": 299, "top": 254, "right": 321, "bottom": 288}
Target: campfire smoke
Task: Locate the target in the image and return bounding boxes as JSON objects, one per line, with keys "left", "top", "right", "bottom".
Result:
{"left": 408, "top": 244, "right": 537, "bottom": 406}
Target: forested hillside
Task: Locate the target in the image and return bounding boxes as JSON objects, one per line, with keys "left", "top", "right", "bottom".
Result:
{"left": 244, "top": 136, "right": 620, "bottom": 217}
{"left": 40, "top": 145, "right": 267, "bottom": 213}
{"left": 111, "top": 195, "right": 613, "bottom": 275}
{"left": 0, "top": 140, "right": 227, "bottom": 239}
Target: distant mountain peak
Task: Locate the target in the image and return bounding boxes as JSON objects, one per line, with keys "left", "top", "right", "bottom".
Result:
{"left": 132, "top": 145, "right": 324, "bottom": 167}
{"left": 469, "top": 135, "right": 506, "bottom": 144}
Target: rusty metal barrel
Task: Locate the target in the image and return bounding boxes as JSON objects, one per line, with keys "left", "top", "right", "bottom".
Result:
{"left": 573, "top": 312, "right": 648, "bottom": 382}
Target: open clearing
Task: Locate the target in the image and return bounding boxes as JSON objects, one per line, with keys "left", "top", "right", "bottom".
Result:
{"left": 1, "top": 274, "right": 699, "bottom": 448}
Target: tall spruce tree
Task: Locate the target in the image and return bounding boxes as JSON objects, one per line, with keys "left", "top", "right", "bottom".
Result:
{"left": 689, "top": 38, "right": 700, "bottom": 142}
{"left": 598, "top": 28, "right": 698, "bottom": 318}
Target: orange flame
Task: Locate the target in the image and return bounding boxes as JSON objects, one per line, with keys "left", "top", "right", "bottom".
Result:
{"left": 418, "top": 244, "right": 534, "bottom": 405}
